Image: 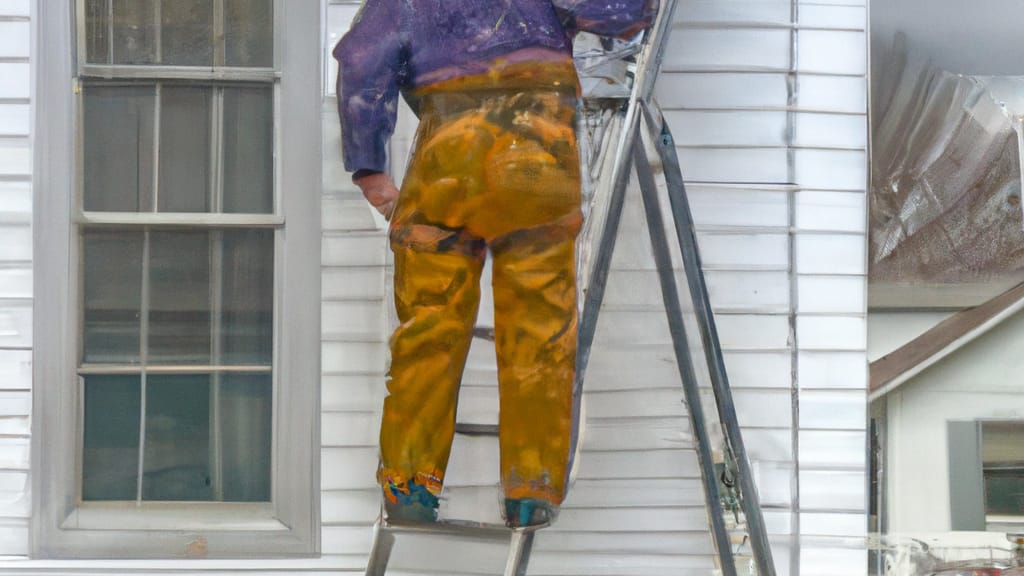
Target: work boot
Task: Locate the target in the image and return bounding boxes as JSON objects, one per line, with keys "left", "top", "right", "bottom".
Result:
{"left": 504, "top": 498, "right": 558, "bottom": 528}
{"left": 382, "top": 481, "right": 439, "bottom": 524}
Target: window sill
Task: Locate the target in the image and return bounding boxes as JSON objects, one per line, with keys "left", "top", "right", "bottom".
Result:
{"left": 986, "top": 515, "right": 1024, "bottom": 532}
{"left": 61, "top": 502, "right": 286, "bottom": 532}
{"left": 0, "top": 557, "right": 364, "bottom": 572}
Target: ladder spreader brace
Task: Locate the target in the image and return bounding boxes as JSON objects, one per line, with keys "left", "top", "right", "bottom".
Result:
{"left": 364, "top": 0, "right": 776, "bottom": 572}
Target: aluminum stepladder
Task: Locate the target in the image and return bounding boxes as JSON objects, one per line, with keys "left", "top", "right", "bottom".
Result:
{"left": 572, "top": 0, "right": 777, "bottom": 572}
{"left": 366, "top": 0, "right": 776, "bottom": 572}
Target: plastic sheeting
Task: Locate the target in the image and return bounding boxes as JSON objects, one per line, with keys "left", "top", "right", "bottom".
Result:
{"left": 869, "top": 533, "right": 1023, "bottom": 575}
{"left": 574, "top": 31, "right": 644, "bottom": 99}
{"left": 871, "top": 48, "right": 1024, "bottom": 284}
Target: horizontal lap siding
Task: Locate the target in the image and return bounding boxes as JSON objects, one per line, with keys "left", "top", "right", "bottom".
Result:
{"left": 321, "top": 6, "right": 403, "bottom": 569}
{"left": 662, "top": 1, "right": 869, "bottom": 574}
{"left": 320, "top": 43, "right": 388, "bottom": 559}
{"left": 793, "top": 0, "right": 871, "bottom": 567}
{"left": 0, "top": 1, "right": 32, "bottom": 558}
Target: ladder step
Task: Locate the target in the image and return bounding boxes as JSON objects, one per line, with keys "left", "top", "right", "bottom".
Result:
{"left": 455, "top": 422, "right": 499, "bottom": 436}
{"left": 368, "top": 518, "right": 546, "bottom": 576}
{"left": 473, "top": 326, "right": 495, "bottom": 341}
{"left": 381, "top": 517, "right": 549, "bottom": 538}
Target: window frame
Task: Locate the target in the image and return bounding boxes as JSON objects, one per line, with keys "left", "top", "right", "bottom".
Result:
{"left": 980, "top": 420, "right": 1024, "bottom": 531}
{"left": 32, "top": 0, "right": 322, "bottom": 558}
{"left": 948, "top": 419, "right": 1024, "bottom": 532}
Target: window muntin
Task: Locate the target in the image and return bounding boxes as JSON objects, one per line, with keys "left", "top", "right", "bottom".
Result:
{"left": 76, "top": 0, "right": 277, "bottom": 507}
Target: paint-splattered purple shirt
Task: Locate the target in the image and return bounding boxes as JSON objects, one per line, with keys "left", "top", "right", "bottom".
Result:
{"left": 334, "top": 0, "right": 658, "bottom": 174}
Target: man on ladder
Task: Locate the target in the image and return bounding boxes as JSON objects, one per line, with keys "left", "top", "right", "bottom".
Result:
{"left": 334, "top": 0, "right": 657, "bottom": 528}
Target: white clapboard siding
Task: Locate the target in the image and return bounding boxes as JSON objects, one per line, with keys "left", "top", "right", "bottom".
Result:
{"left": 658, "top": 1, "right": 869, "bottom": 574}
{"left": 0, "top": 0, "right": 32, "bottom": 558}
{"left": 319, "top": 87, "right": 389, "bottom": 566}
{"left": 793, "top": 2, "right": 870, "bottom": 571}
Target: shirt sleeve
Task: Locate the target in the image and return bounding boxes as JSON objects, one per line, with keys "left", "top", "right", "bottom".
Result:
{"left": 333, "top": 0, "right": 406, "bottom": 174}
{"left": 553, "top": 0, "right": 659, "bottom": 39}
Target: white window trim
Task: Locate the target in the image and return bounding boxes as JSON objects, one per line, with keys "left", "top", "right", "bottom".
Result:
{"left": 31, "top": 0, "right": 322, "bottom": 559}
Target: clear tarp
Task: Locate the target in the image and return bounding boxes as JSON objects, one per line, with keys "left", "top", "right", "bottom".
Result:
{"left": 868, "top": 532, "right": 1023, "bottom": 575}
{"left": 871, "top": 44, "right": 1024, "bottom": 284}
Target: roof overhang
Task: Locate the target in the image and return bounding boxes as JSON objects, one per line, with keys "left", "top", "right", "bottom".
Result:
{"left": 869, "top": 282, "right": 1024, "bottom": 402}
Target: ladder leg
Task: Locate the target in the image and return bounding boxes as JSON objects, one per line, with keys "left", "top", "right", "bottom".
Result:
{"left": 576, "top": 120, "right": 638, "bottom": 382}
{"left": 632, "top": 133, "right": 738, "bottom": 576}
{"left": 643, "top": 104, "right": 776, "bottom": 576}
{"left": 365, "top": 522, "right": 396, "bottom": 576}
{"left": 504, "top": 529, "right": 536, "bottom": 576}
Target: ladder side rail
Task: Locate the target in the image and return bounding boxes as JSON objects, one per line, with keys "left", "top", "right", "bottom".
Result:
{"left": 504, "top": 530, "right": 536, "bottom": 576}
{"left": 576, "top": 0, "right": 679, "bottom": 385}
{"left": 366, "top": 523, "right": 396, "bottom": 576}
{"left": 632, "top": 141, "right": 738, "bottom": 575}
{"left": 633, "top": 0, "right": 682, "bottom": 103}
{"left": 574, "top": 118, "right": 637, "bottom": 384}
{"left": 570, "top": 117, "right": 636, "bottom": 480}
{"left": 647, "top": 108, "right": 777, "bottom": 576}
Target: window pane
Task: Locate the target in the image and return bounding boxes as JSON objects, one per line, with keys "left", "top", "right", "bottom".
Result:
{"left": 984, "top": 470, "right": 1024, "bottom": 516}
{"left": 160, "top": 0, "right": 213, "bottom": 66}
{"left": 83, "top": 86, "right": 155, "bottom": 212}
{"left": 84, "top": 0, "right": 110, "bottom": 65}
{"left": 83, "top": 230, "right": 143, "bottom": 364}
{"left": 88, "top": 0, "right": 276, "bottom": 68}
{"left": 143, "top": 374, "right": 211, "bottom": 501}
{"left": 112, "top": 0, "right": 156, "bottom": 65}
{"left": 220, "top": 374, "right": 271, "bottom": 501}
{"left": 225, "top": 0, "right": 274, "bottom": 67}
{"left": 222, "top": 86, "right": 274, "bottom": 214}
{"left": 221, "top": 230, "right": 274, "bottom": 364}
{"left": 981, "top": 422, "right": 1024, "bottom": 515}
{"left": 82, "top": 375, "right": 141, "bottom": 501}
{"left": 982, "top": 421, "right": 1024, "bottom": 463}
{"left": 149, "top": 231, "right": 211, "bottom": 364}
{"left": 158, "top": 86, "right": 211, "bottom": 213}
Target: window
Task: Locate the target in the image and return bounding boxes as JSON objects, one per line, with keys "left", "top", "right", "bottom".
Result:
{"left": 948, "top": 420, "right": 1024, "bottom": 532}
{"left": 33, "top": 0, "right": 320, "bottom": 558}
{"left": 981, "top": 422, "right": 1024, "bottom": 526}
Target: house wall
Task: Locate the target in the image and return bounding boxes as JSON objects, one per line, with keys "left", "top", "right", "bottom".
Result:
{"left": 0, "top": 0, "right": 869, "bottom": 573}
{"left": 867, "top": 312, "right": 955, "bottom": 362}
{"left": 0, "top": 0, "right": 32, "bottom": 557}
{"left": 883, "top": 310, "right": 1024, "bottom": 533}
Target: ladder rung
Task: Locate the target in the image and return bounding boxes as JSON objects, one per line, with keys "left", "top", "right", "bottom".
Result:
{"left": 455, "top": 422, "right": 499, "bottom": 436}
{"left": 473, "top": 326, "right": 495, "bottom": 341}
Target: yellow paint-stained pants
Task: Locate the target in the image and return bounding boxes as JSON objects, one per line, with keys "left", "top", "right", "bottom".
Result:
{"left": 379, "top": 60, "right": 582, "bottom": 507}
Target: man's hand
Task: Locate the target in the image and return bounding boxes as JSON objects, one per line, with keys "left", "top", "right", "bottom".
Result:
{"left": 355, "top": 172, "right": 400, "bottom": 219}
